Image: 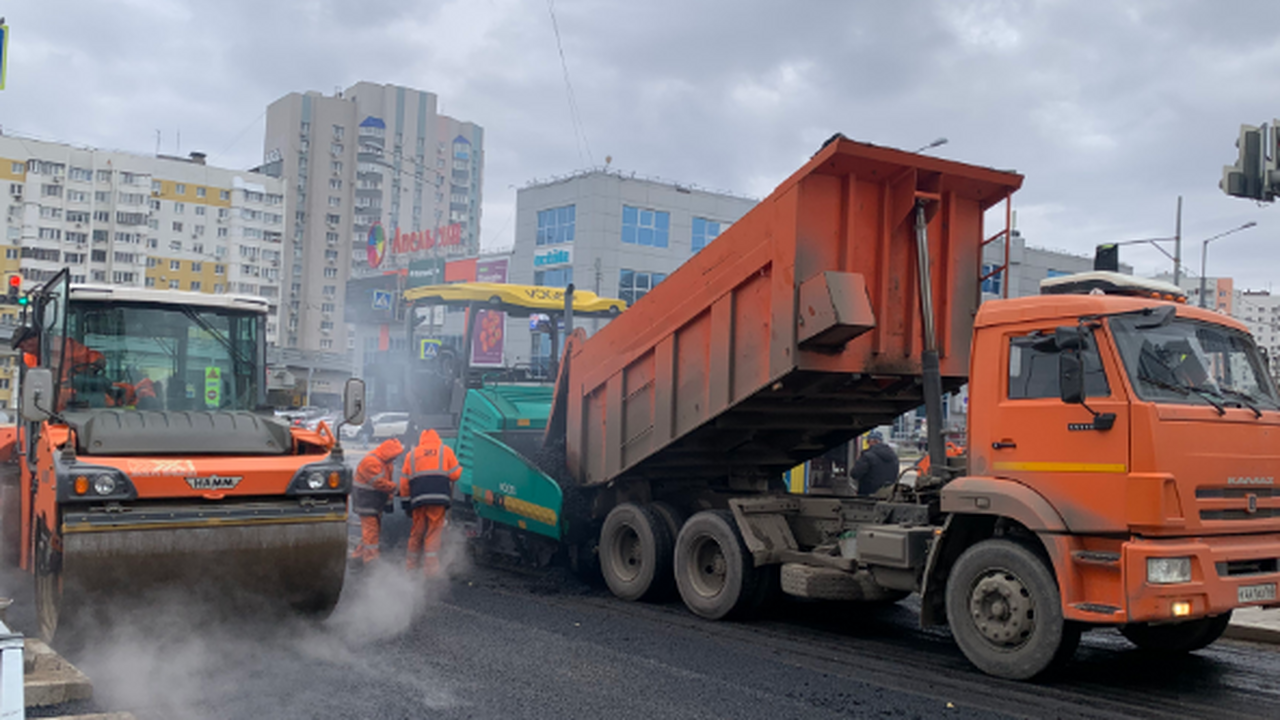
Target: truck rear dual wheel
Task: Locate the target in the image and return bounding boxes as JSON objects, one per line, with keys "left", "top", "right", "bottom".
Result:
{"left": 674, "top": 510, "right": 769, "bottom": 620}
{"left": 1120, "top": 612, "right": 1232, "bottom": 653}
{"left": 946, "top": 538, "right": 1080, "bottom": 680}
{"left": 599, "top": 503, "right": 675, "bottom": 602}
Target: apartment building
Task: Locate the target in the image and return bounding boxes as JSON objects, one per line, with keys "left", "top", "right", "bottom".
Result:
{"left": 0, "top": 135, "right": 286, "bottom": 341}
{"left": 260, "top": 82, "right": 484, "bottom": 353}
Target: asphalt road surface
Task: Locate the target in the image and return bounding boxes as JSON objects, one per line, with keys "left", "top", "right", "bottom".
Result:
{"left": 5, "top": 450, "right": 1277, "bottom": 719}
{"left": 5, "top": 533, "right": 1277, "bottom": 720}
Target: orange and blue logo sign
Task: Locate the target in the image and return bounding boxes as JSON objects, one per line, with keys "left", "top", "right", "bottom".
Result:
{"left": 367, "top": 222, "right": 387, "bottom": 268}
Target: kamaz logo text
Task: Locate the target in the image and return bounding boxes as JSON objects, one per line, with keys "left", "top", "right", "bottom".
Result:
{"left": 185, "top": 475, "right": 243, "bottom": 491}
{"left": 1227, "top": 477, "right": 1275, "bottom": 486}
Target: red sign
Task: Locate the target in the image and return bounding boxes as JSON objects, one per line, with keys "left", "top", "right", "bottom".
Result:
{"left": 389, "top": 223, "right": 463, "bottom": 256}
{"left": 445, "top": 258, "right": 477, "bottom": 283}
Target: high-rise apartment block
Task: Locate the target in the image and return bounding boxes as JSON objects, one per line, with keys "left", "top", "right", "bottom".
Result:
{"left": 261, "top": 83, "right": 483, "bottom": 352}
{"left": 0, "top": 135, "right": 286, "bottom": 341}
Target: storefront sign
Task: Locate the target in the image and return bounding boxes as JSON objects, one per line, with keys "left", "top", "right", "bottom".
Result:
{"left": 534, "top": 247, "right": 572, "bottom": 267}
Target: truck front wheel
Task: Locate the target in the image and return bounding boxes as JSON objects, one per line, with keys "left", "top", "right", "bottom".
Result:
{"left": 945, "top": 538, "right": 1079, "bottom": 679}
{"left": 1120, "top": 612, "right": 1232, "bottom": 653}
{"left": 674, "top": 510, "right": 763, "bottom": 620}
{"left": 599, "top": 503, "right": 674, "bottom": 602}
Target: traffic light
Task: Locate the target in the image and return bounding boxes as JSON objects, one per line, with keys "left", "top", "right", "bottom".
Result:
{"left": 1094, "top": 243, "right": 1120, "bottom": 272}
{"left": 4, "top": 275, "right": 19, "bottom": 305}
{"left": 1221, "top": 124, "right": 1270, "bottom": 201}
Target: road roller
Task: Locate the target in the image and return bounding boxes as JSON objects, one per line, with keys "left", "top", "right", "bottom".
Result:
{"left": 0, "top": 270, "right": 365, "bottom": 641}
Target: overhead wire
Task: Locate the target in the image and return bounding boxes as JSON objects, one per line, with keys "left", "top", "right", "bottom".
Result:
{"left": 546, "top": 0, "right": 593, "bottom": 167}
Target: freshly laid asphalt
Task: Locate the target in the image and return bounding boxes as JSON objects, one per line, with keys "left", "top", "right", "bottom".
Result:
{"left": 3, "top": 445, "right": 1278, "bottom": 719}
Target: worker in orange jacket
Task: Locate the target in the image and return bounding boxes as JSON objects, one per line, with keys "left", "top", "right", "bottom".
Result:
{"left": 350, "top": 438, "right": 405, "bottom": 565}
{"left": 400, "top": 428, "right": 462, "bottom": 577}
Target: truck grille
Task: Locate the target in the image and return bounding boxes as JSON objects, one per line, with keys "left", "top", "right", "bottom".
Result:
{"left": 1196, "top": 488, "right": 1280, "bottom": 499}
{"left": 1202, "top": 508, "right": 1280, "bottom": 520}
{"left": 1216, "top": 558, "right": 1280, "bottom": 577}
{"left": 1197, "top": 486, "right": 1280, "bottom": 521}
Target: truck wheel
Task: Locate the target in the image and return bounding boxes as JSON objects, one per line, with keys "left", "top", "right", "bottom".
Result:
{"left": 1120, "top": 612, "right": 1232, "bottom": 653}
{"left": 674, "top": 510, "right": 762, "bottom": 620}
{"left": 945, "top": 538, "right": 1076, "bottom": 679}
{"left": 599, "top": 503, "right": 674, "bottom": 602}
{"left": 649, "top": 501, "right": 686, "bottom": 541}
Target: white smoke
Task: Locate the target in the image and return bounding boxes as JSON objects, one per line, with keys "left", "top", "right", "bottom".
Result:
{"left": 68, "top": 521, "right": 473, "bottom": 719}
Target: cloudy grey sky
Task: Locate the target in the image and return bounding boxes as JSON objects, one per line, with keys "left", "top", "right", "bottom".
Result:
{"left": 3, "top": 0, "right": 1279, "bottom": 288}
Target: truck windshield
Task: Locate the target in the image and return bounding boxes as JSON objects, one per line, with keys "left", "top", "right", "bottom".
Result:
{"left": 63, "top": 301, "right": 262, "bottom": 411}
{"left": 1109, "top": 315, "right": 1279, "bottom": 412}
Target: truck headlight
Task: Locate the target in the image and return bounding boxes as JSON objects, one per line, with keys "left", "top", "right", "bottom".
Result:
{"left": 1147, "top": 557, "right": 1192, "bottom": 584}
{"left": 306, "top": 471, "right": 326, "bottom": 490}
{"left": 93, "top": 474, "right": 117, "bottom": 496}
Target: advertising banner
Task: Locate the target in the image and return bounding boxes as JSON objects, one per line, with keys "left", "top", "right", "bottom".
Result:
{"left": 471, "top": 256, "right": 509, "bottom": 366}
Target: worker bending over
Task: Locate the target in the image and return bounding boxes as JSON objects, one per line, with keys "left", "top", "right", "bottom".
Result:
{"left": 350, "top": 438, "right": 404, "bottom": 566}
{"left": 400, "top": 429, "right": 462, "bottom": 577}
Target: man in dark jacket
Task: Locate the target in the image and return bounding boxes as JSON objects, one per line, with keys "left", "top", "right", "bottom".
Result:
{"left": 851, "top": 431, "right": 899, "bottom": 496}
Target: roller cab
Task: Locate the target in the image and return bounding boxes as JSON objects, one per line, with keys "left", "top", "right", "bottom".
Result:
{"left": 0, "top": 271, "right": 362, "bottom": 641}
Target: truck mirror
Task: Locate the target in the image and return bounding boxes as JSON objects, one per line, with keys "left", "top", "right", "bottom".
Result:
{"left": 342, "top": 378, "right": 366, "bottom": 426}
{"left": 21, "top": 368, "right": 54, "bottom": 423}
{"left": 1059, "top": 352, "right": 1085, "bottom": 404}
{"left": 1054, "top": 326, "right": 1084, "bottom": 351}
{"left": 1135, "top": 304, "right": 1176, "bottom": 329}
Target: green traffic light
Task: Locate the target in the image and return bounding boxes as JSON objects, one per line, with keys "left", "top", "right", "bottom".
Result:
{"left": 17, "top": 297, "right": 27, "bottom": 306}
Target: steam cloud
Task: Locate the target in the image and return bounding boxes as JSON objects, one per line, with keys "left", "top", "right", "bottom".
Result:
{"left": 68, "top": 523, "right": 473, "bottom": 719}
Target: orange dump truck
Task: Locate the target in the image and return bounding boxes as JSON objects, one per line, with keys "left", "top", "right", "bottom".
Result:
{"left": 0, "top": 275, "right": 366, "bottom": 641}
{"left": 525, "top": 136, "right": 1280, "bottom": 679}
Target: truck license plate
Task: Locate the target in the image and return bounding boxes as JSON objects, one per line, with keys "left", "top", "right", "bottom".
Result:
{"left": 1238, "top": 583, "right": 1277, "bottom": 604}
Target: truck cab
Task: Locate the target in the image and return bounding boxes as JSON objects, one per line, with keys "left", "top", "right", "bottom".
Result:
{"left": 937, "top": 273, "right": 1280, "bottom": 676}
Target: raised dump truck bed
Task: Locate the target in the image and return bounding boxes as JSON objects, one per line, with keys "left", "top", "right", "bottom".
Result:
{"left": 559, "top": 137, "right": 1022, "bottom": 487}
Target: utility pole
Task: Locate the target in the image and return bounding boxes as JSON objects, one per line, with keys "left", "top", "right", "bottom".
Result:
{"left": 1173, "top": 196, "right": 1183, "bottom": 286}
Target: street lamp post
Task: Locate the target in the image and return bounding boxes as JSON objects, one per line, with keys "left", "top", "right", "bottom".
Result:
{"left": 1198, "top": 221, "right": 1258, "bottom": 309}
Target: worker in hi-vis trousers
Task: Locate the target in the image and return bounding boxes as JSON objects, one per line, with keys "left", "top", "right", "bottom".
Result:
{"left": 400, "top": 429, "right": 462, "bottom": 577}
{"left": 350, "top": 438, "right": 404, "bottom": 565}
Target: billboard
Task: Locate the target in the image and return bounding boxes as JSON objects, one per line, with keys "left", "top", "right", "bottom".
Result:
{"left": 470, "top": 256, "right": 509, "bottom": 366}
{"left": 408, "top": 258, "right": 445, "bottom": 288}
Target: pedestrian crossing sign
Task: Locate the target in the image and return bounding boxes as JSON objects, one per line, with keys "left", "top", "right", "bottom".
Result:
{"left": 420, "top": 338, "right": 441, "bottom": 360}
{"left": 372, "top": 290, "right": 392, "bottom": 311}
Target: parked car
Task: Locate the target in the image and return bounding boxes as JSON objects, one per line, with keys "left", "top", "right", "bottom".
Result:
{"left": 344, "top": 412, "right": 410, "bottom": 443}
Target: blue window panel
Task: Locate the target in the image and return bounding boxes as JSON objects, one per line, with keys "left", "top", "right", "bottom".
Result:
{"left": 981, "top": 263, "right": 1003, "bottom": 295}
{"left": 655, "top": 212, "right": 669, "bottom": 231}
{"left": 692, "top": 217, "right": 724, "bottom": 253}
{"left": 638, "top": 227, "right": 654, "bottom": 246}
{"left": 640, "top": 209, "right": 654, "bottom": 227}
{"left": 653, "top": 273, "right": 666, "bottom": 285}
{"left": 622, "top": 225, "right": 636, "bottom": 245}
{"left": 1045, "top": 269, "right": 1071, "bottom": 278}
{"left": 619, "top": 269, "right": 634, "bottom": 290}
{"left": 536, "top": 204, "right": 575, "bottom": 246}
{"left": 536, "top": 267, "right": 574, "bottom": 287}
{"left": 655, "top": 229, "right": 668, "bottom": 248}
{"left": 622, "top": 206, "right": 637, "bottom": 225}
